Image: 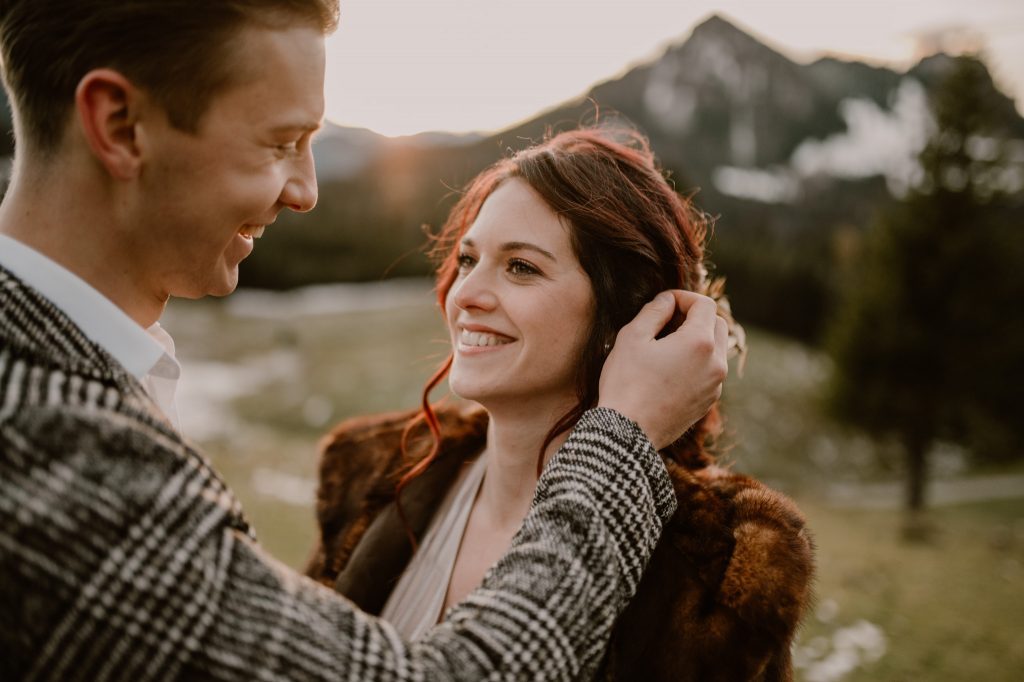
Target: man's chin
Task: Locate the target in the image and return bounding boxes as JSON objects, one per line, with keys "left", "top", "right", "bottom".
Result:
{"left": 173, "top": 270, "right": 240, "bottom": 300}
{"left": 208, "top": 274, "right": 240, "bottom": 298}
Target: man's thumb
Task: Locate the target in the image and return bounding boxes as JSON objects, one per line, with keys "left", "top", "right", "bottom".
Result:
{"left": 621, "top": 291, "right": 677, "bottom": 341}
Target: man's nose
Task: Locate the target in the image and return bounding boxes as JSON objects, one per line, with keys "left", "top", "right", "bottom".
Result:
{"left": 281, "top": 152, "right": 318, "bottom": 213}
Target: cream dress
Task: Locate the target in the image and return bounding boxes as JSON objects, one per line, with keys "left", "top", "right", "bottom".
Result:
{"left": 380, "top": 451, "right": 489, "bottom": 640}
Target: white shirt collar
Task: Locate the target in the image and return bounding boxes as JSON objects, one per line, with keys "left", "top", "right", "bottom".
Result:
{"left": 0, "top": 233, "right": 176, "bottom": 381}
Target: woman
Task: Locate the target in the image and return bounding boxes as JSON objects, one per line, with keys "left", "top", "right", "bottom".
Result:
{"left": 306, "top": 128, "right": 814, "bottom": 681}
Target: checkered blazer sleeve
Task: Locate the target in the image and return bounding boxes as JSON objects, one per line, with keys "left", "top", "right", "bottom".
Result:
{"left": 1, "top": 381, "right": 675, "bottom": 682}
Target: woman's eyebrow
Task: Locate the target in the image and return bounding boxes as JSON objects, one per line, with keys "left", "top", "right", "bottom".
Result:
{"left": 501, "top": 241, "right": 557, "bottom": 262}
{"left": 461, "top": 238, "right": 556, "bottom": 262}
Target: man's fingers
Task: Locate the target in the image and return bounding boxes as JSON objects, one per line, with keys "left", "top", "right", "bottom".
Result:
{"left": 712, "top": 315, "right": 729, "bottom": 396}
{"left": 622, "top": 290, "right": 721, "bottom": 345}
{"left": 598, "top": 292, "right": 732, "bottom": 448}
{"left": 662, "top": 289, "right": 702, "bottom": 313}
{"left": 714, "top": 315, "right": 728, "bottom": 363}
{"left": 670, "top": 291, "right": 717, "bottom": 334}
{"left": 618, "top": 291, "right": 678, "bottom": 341}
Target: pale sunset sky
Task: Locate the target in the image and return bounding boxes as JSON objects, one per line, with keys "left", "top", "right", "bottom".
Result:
{"left": 323, "top": 0, "right": 1024, "bottom": 137}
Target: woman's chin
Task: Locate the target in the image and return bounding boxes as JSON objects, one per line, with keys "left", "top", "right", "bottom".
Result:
{"left": 447, "top": 381, "right": 507, "bottom": 409}
{"left": 448, "top": 383, "right": 490, "bottom": 404}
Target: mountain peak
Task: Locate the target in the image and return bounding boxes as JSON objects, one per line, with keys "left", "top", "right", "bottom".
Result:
{"left": 691, "top": 13, "right": 742, "bottom": 35}
{"left": 675, "top": 12, "right": 792, "bottom": 67}
{"left": 689, "top": 13, "right": 759, "bottom": 44}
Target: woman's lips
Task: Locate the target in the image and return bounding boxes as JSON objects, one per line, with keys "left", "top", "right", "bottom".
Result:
{"left": 459, "top": 328, "right": 514, "bottom": 348}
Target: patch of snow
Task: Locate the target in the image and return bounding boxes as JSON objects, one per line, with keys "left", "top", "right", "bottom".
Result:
{"left": 226, "top": 278, "right": 434, "bottom": 320}
{"left": 251, "top": 468, "right": 316, "bottom": 507}
{"left": 692, "top": 31, "right": 744, "bottom": 94}
{"left": 791, "top": 79, "right": 933, "bottom": 196}
{"left": 996, "top": 164, "right": 1024, "bottom": 193}
{"left": 730, "top": 105, "right": 758, "bottom": 167}
{"left": 176, "top": 350, "right": 301, "bottom": 441}
{"left": 301, "top": 394, "right": 335, "bottom": 428}
{"left": 644, "top": 60, "right": 697, "bottom": 134}
{"left": 816, "top": 598, "right": 840, "bottom": 624}
{"left": 795, "top": 620, "right": 887, "bottom": 682}
{"left": 712, "top": 165, "right": 799, "bottom": 203}
{"left": 712, "top": 79, "right": 938, "bottom": 203}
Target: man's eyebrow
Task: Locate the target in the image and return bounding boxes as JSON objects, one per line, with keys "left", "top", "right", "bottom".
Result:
{"left": 270, "top": 120, "right": 323, "bottom": 135}
{"left": 461, "top": 238, "right": 557, "bottom": 262}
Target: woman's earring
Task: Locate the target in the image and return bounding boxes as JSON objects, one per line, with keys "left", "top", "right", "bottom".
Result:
{"left": 603, "top": 341, "right": 612, "bottom": 354}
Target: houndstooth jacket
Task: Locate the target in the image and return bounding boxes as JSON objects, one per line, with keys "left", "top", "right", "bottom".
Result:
{"left": 0, "top": 264, "right": 677, "bottom": 681}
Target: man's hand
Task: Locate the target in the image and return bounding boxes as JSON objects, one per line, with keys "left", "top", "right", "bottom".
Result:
{"left": 598, "top": 290, "right": 728, "bottom": 450}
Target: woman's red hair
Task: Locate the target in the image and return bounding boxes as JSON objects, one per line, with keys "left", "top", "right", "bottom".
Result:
{"left": 395, "top": 126, "right": 741, "bottom": 535}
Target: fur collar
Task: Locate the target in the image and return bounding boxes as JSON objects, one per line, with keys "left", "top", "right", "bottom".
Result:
{"left": 307, "top": 405, "right": 814, "bottom": 681}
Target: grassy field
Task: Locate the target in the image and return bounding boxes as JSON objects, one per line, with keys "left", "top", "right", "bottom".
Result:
{"left": 163, "top": 283, "right": 1023, "bottom": 681}
{"left": 797, "top": 499, "right": 1024, "bottom": 681}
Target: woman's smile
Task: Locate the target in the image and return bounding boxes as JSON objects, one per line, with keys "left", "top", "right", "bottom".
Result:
{"left": 444, "top": 179, "right": 594, "bottom": 408}
{"left": 456, "top": 325, "right": 515, "bottom": 353}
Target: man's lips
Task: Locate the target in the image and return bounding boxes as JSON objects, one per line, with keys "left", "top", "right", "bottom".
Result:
{"left": 238, "top": 224, "right": 266, "bottom": 239}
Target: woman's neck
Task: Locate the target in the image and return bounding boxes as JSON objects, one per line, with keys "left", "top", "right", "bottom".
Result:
{"left": 439, "top": 397, "right": 578, "bottom": 615}
{"left": 476, "top": 401, "right": 574, "bottom": 529}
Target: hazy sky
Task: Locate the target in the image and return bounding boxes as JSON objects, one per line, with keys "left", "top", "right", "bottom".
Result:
{"left": 324, "top": 0, "right": 1024, "bottom": 137}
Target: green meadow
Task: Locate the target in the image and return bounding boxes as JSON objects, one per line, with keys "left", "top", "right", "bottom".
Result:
{"left": 164, "top": 283, "right": 1024, "bottom": 682}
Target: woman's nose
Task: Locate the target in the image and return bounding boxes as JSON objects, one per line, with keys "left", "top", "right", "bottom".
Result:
{"left": 452, "top": 265, "right": 498, "bottom": 312}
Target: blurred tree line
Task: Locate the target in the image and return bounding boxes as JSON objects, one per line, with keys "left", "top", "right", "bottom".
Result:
{"left": 827, "top": 56, "right": 1024, "bottom": 528}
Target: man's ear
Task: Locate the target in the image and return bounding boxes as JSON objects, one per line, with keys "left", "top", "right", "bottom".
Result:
{"left": 75, "top": 69, "right": 144, "bottom": 181}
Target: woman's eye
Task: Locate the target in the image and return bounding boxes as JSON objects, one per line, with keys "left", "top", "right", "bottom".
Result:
{"left": 456, "top": 253, "right": 476, "bottom": 270}
{"left": 508, "top": 258, "right": 540, "bottom": 277}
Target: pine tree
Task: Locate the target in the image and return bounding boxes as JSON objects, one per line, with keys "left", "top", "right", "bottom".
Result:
{"left": 826, "top": 55, "right": 1024, "bottom": 536}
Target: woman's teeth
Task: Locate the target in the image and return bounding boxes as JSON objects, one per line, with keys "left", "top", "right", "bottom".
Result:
{"left": 460, "top": 329, "right": 512, "bottom": 347}
{"left": 240, "top": 225, "right": 265, "bottom": 239}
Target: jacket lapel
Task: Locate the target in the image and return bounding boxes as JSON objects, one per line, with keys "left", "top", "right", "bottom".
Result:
{"left": 334, "top": 447, "right": 471, "bottom": 614}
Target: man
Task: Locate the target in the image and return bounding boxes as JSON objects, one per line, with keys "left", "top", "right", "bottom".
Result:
{"left": 0, "top": 1, "right": 729, "bottom": 680}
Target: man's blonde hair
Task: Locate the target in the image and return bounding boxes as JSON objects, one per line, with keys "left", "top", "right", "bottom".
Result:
{"left": 0, "top": 0, "right": 339, "bottom": 153}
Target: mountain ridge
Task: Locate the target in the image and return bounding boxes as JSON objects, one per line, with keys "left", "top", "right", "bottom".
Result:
{"left": 237, "top": 15, "right": 1024, "bottom": 340}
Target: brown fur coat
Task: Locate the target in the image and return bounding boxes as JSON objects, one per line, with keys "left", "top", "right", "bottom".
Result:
{"left": 305, "top": 405, "right": 814, "bottom": 681}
